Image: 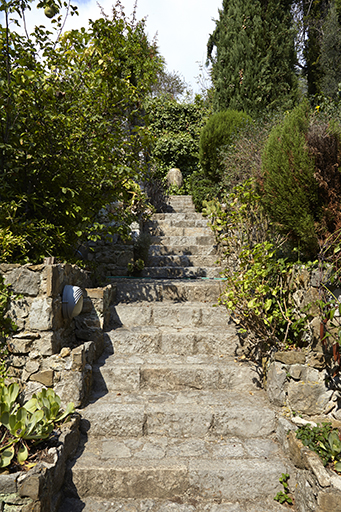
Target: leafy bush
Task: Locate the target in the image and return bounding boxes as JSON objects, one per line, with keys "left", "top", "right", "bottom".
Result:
{"left": 260, "top": 100, "right": 319, "bottom": 258}
{"left": 203, "top": 180, "right": 308, "bottom": 363}
{"left": 199, "top": 109, "right": 252, "bottom": 183}
{"left": 0, "top": 1, "right": 161, "bottom": 263}
{"left": 144, "top": 94, "right": 210, "bottom": 186}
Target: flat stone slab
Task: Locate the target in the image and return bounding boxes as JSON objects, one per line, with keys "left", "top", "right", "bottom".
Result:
{"left": 149, "top": 244, "right": 219, "bottom": 256}
{"left": 82, "top": 390, "right": 277, "bottom": 439}
{"left": 68, "top": 455, "right": 289, "bottom": 501}
{"left": 111, "top": 302, "right": 229, "bottom": 329}
{"left": 107, "top": 325, "right": 239, "bottom": 357}
{"left": 59, "top": 497, "right": 290, "bottom": 512}
{"left": 110, "top": 278, "right": 225, "bottom": 303}
{"left": 147, "top": 255, "right": 220, "bottom": 268}
{"left": 92, "top": 353, "right": 261, "bottom": 393}
{"left": 150, "top": 236, "right": 216, "bottom": 247}
{"left": 141, "top": 267, "right": 222, "bottom": 279}
{"left": 73, "top": 435, "right": 282, "bottom": 463}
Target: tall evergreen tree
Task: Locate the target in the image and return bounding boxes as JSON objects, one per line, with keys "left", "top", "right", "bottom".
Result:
{"left": 207, "top": 0, "right": 298, "bottom": 115}
{"left": 320, "top": 3, "right": 341, "bottom": 99}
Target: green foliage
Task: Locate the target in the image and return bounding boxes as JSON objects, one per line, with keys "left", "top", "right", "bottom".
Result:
{"left": 203, "top": 180, "right": 308, "bottom": 362}
{"left": 0, "top": 383, "right": 74, "bottom": 468}
{"left": 0, "top": 0, "right": 162, "bottom": 263}
{"left": 320, "top": 4, "right": 341, "bottom": 100}
{"left": 260, "top": 100, "right": 319, "bottom": 258}
{"left": 219, "top": 113, "right": 282, "bottom": 191}
{"left": 188, "top": 169, "right": 222, "bottom": 212}
{"left": 295, "top": 422, "right": 341, "bottom": 471}
{"left": 145, "top": 94, "right": 210, "bottom": 186}
{"left": 274, "top": 473, "right": 293, "bottom": 505}
{"left": 207, "top": 0, "right": 297, "bottom": 115}
{"left": 0, "top": 276, "right": 16, "bottom": 384}
{"left": 199, "top": 109, "right": 252, "bottom": 184}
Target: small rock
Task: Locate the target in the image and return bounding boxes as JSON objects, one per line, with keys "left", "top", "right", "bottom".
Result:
{"left": 275, "top": 351, "right": 306, "bottom": 365}
{"left": 60, "top": 347, "right": 71, "bottom": 358}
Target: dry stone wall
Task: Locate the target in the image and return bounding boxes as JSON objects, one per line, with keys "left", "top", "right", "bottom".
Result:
{"left": 1, "top": 263, "right": 115, "bottom": 407}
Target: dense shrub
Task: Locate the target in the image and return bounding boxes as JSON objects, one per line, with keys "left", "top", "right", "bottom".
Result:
{"left": 199, "top": 110, "right": 252, "bottom": 183}
{"left": 219, "top": 113, "right": 281, "bottom": 191}
{"left": 260, "top": 100, "right": 341, "bottom": 259}
{"left": 188, "top": 169, "right": 222, "bottom": 211}
{"left": 260, "top": 100, "right": 319, "bottom": 258}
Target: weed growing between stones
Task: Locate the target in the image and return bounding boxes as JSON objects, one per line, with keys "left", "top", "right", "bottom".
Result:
{"left": 274, "top": 473, "right": 293, "bottom": 505}
{"left": 295, "top": 422, "right": 341, "bottom": 472}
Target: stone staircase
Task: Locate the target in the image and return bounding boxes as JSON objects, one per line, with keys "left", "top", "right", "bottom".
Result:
{"left": 59, "top": 196, "right": 294, "bottom": 512}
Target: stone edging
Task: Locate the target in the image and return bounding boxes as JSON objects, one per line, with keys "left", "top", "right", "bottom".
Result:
{"left": 277, "top": 414, "right": 341, "bottom": 511}
{"left": 0, "top": 414, "right": 80, "bottom": 512}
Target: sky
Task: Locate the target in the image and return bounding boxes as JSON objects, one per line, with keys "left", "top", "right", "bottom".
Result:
{"left": 3, "top": 0, "right": 223, "bottom": 93}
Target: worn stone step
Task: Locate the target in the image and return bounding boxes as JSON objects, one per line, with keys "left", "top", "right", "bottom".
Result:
{"left": 66, "top": 452, "right": 289, "bottom": 502}
{"left": 149, "top": 214, "right": 209, "bottom": 227}
{"left": 165, "top": 196, "right": 196, "bottom": 214}
{"left": 59, "top": 496, "right": 290, "bottom": 512}
{"left": 141, "top": 267, "right": 222, "bottom": 279}
{"left": 109, "top": 278, "right": 225, "bottom": 303}
{"left": 150, "top": 235, "right": 216, "bottom": 247}
{"left": 149, "top": 244, "right": 219, "bottom": 257}
{"left": 111, "top": 302, "right": 228, "bottom": 329}
{"left": 81, "top": 390, "right": 277, "bottom": 439}
{"left": 147, "top": 254, "right": 220, "bottom": 268}
{"left": 92, "top": 353, "right": 261, "bottom": 393}
{"left": 146, "top": 226, "right": 212, "bottom": 237}
{"left": 107, "top": 325, "right": 239, "bottom": 356}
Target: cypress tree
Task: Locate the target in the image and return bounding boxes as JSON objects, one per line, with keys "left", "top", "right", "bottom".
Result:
{"left": 207, "top": 0, "right": 298, "bottom": 115}
{"left": 320, "top": 3, "right": 341, "bottom": 99}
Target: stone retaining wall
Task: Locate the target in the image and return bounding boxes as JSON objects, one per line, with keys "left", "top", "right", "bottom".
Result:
{"left": 277, "top": 417, "right": 341, "bottom": 512}
{"left": 0, "top": 415, "right": 80, "bottom": 512}
{"left": 1, "top": 263, "right": 116, "bottom": 407}
{"left": 267, "top": 350, "right": 340, "bottom": 418}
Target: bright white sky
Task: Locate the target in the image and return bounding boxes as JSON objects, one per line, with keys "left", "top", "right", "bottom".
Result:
{"left": 4, "top": 0, "right": 223, "bottom": 93}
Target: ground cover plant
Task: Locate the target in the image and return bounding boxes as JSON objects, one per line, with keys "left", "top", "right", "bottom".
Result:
{"left": 295, "top": 422, "right": 341, "bottom": 472}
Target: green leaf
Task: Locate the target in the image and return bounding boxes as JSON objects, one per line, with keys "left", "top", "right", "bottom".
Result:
{"left": 0, "top": 445, "right": 15, "bottom": 468}
{"left": 17, "top": 443, "right": 29, "bottom": 464}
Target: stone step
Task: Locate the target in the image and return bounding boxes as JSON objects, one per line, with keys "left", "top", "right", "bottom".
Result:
{"left": 81, "top": 389, "right": 277, "bottom": 439}
{"left": 109, "top": 278, "right": 225, "bottom": 303}
{"left": 150, "top": 235, "right": 216, "bottom": 246}
{"left": 149, "top": 244, "right": 219, "bottom": 257}
{"left": 165, "top": 196, "right": 196, "bottom": 214}
{"left": 146, "top": 226, "right": 212, "bottom": 237}
{"left": 111, "top": 302, "right": 228, "bottom": 329}
{"left": 141, "top": 267, "right": 222, "bottom": 279}
{"left": 92, "top": 354, "right": 261, "bottom": 393}
{"left": 108, "top": 325, "right": 238, "bottom": 356}
{"left": 147, "top": 254, "right": 220, "bottom": 268}
{"left": 59, "top": 496, "right": 290, "bottom": 512}
{"left": 149, "top": 213, "right": 208, "bottom": 227}
{"left": 66, "top": 445, "right": 289, "bottom": 502}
